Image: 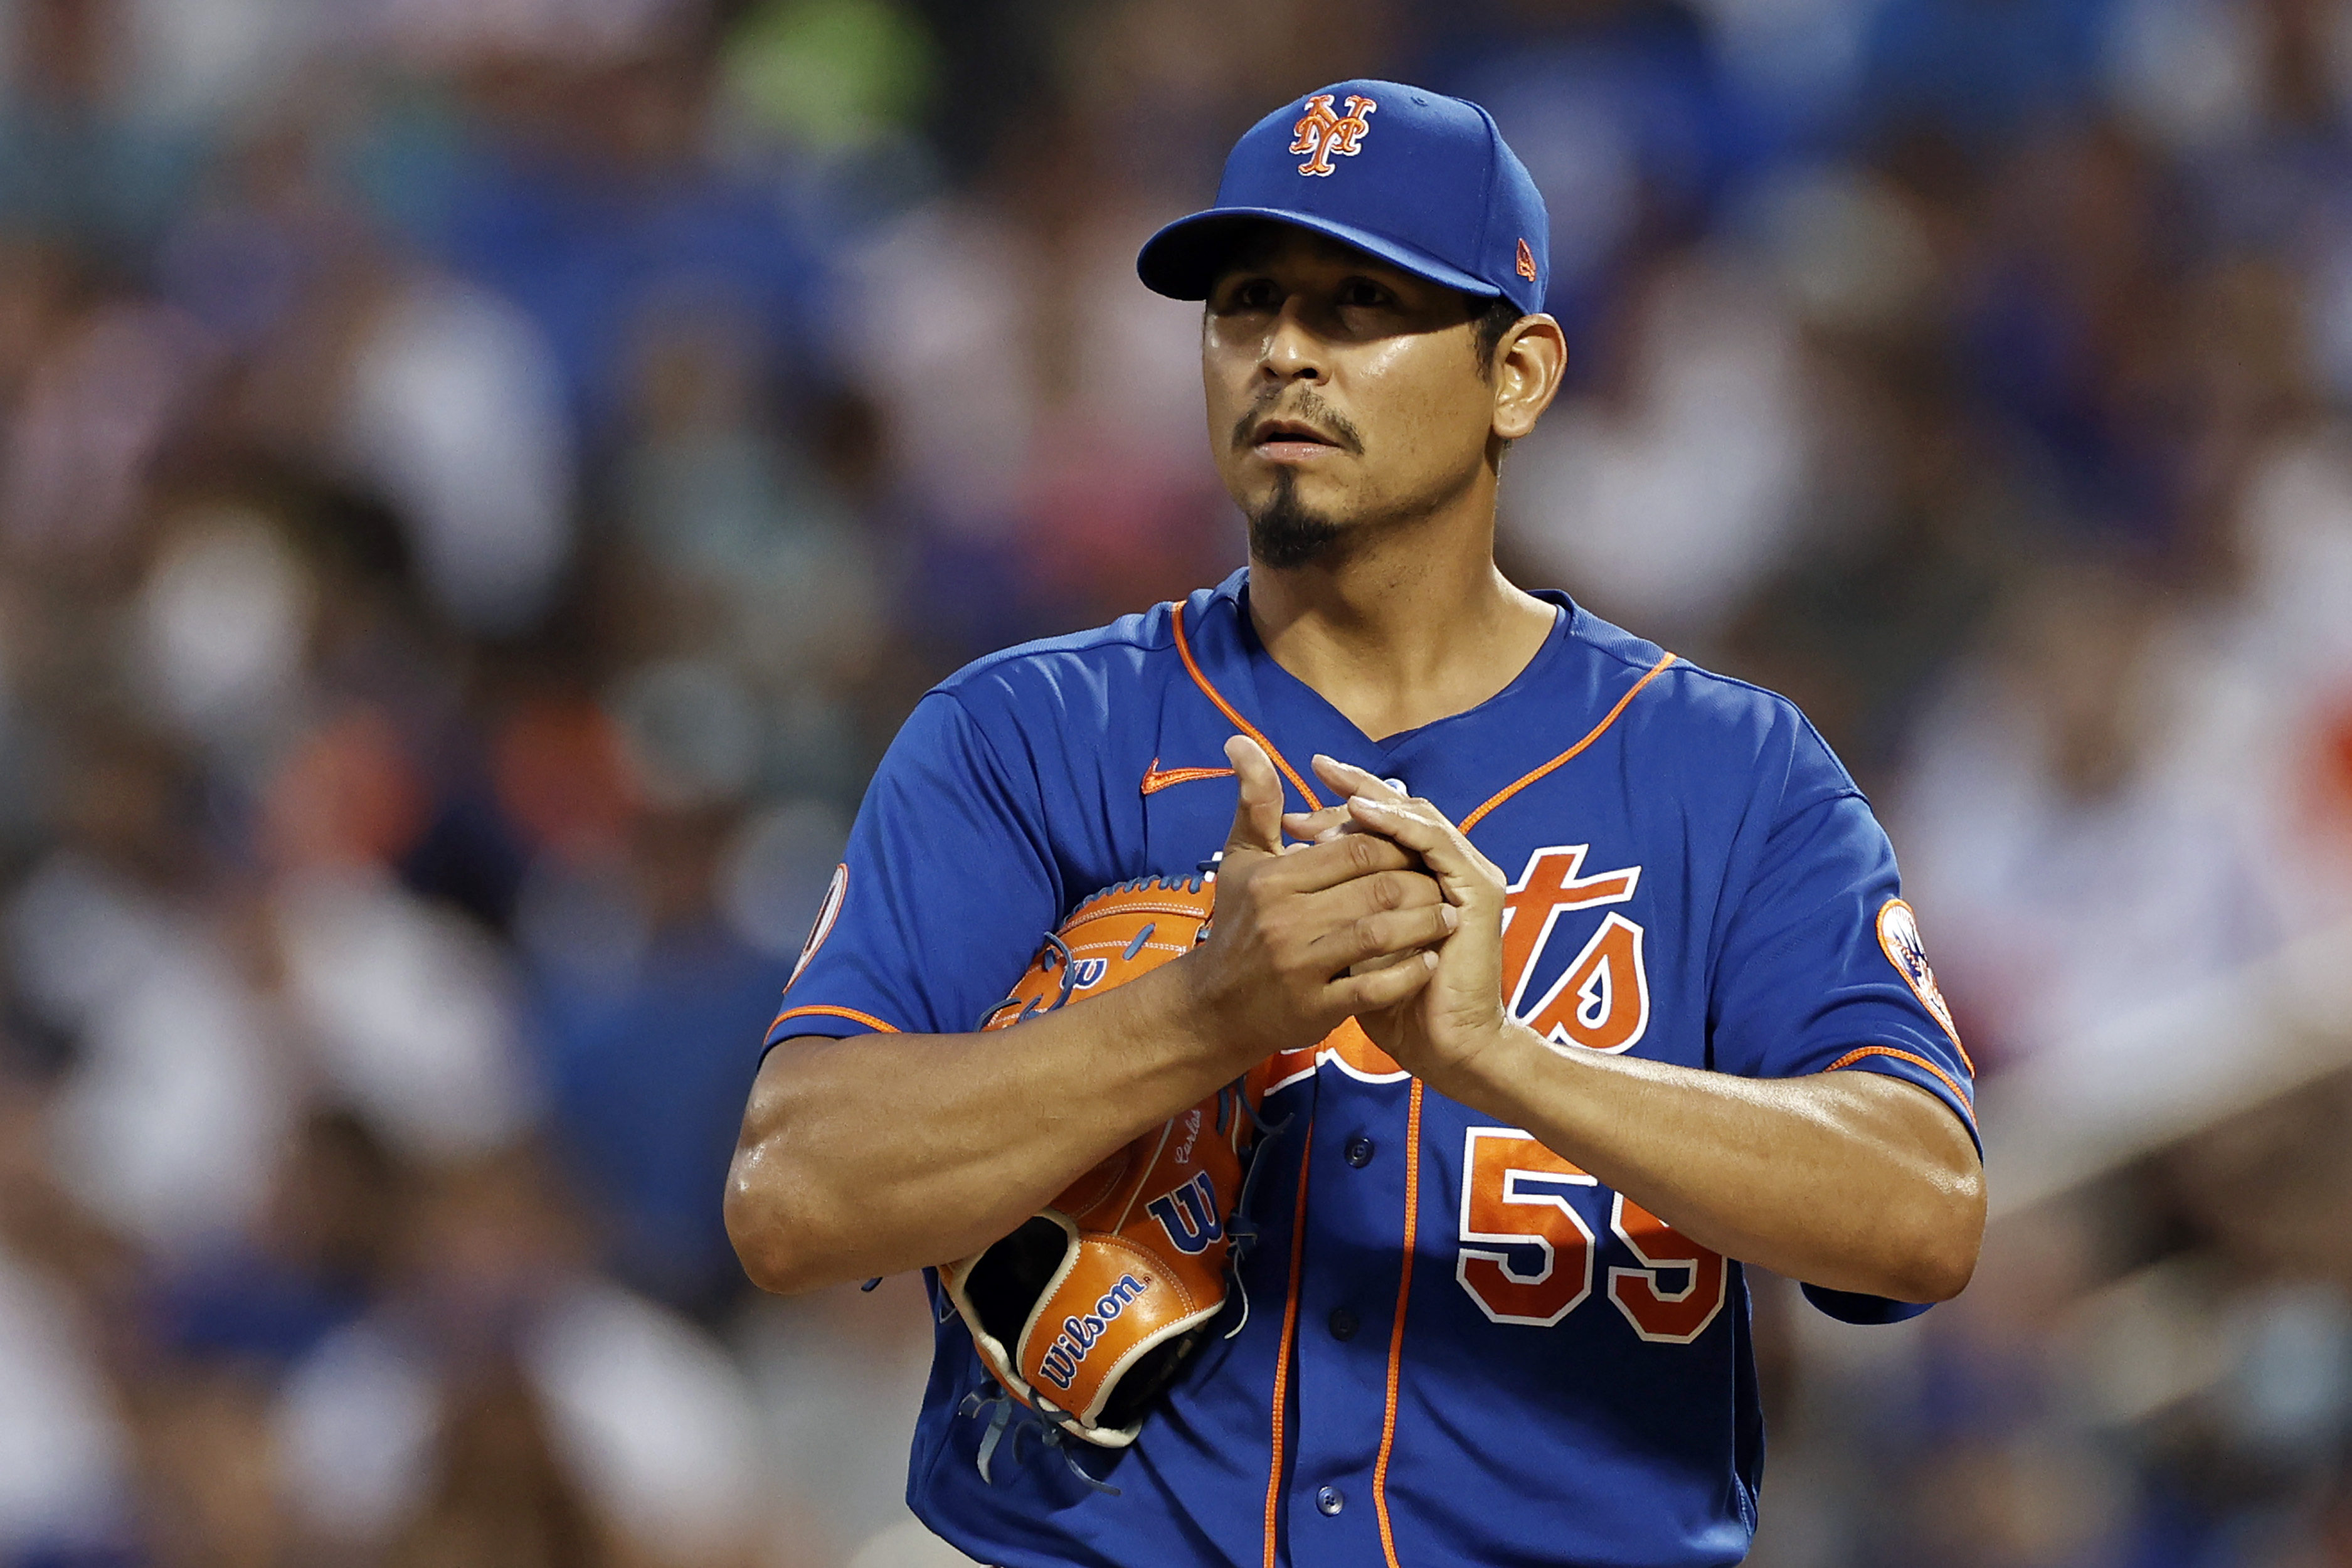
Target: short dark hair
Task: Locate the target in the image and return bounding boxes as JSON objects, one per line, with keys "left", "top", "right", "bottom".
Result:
{"left": 1470, "top": 293, "right": 1524, "bottom": 379}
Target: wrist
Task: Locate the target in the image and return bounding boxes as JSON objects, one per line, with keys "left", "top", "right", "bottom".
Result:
{"left": 1418, "top": 1013, "right": 1539, "bottom": 1104}
{"left": 1163, "top": 949, "right": 1261, "bottom": 1072}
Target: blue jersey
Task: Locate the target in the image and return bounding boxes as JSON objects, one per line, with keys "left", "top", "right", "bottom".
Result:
{"left": 769, "top": 571, "right": 1978, "bottom": 1568}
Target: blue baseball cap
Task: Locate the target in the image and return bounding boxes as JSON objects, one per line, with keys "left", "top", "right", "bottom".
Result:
{"left": 1137, "top": 80, "right": 1550, "bottom": 316}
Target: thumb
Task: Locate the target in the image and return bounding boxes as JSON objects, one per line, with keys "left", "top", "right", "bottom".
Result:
{"left": 1221, "top": 735, "right": 1286, "bottom": 863}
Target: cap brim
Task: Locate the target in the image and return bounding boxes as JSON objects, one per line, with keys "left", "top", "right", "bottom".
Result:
{"left": 1136, "top": 208, "right": 1500, "bottom": 302}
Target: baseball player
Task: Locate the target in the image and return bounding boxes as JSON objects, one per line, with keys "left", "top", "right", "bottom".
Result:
{"left": 727, "top": 81, "right": 1983, "bottom": 1567}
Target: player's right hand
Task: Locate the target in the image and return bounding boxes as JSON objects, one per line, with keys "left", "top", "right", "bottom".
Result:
{"left": 1179, "top": 736, "right": 1449, "bottom": 1062}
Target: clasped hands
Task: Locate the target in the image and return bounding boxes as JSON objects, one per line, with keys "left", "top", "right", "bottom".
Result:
{"left": 1180, "top": 733, "right": 1520, "bottom": 1096}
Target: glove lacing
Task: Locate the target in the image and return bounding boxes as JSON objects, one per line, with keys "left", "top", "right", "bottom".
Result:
{"left": 959, "top": 1389, "right": 1121, "bottom": 1495}
{"left": 1214, "top": 1083, "right": 1292, "bottom": 1343}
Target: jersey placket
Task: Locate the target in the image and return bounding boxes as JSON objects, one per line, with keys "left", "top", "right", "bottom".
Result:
{"left": 1281, "top": 1065, "right": 1415, "bottom": 1565}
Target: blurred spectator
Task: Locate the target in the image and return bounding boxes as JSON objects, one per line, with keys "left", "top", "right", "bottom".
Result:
{"left": 526, "top": 801, "right": 816, "bottom": 1313}
{"left": 275, "top": 1145, "right": 765, "bottom": 1565}
{"left": 0, "top": 0, "right": 203, "bottom": 259}
{"left": 1505, "top": 251, "right": 1817, "bottom": 649}
{"left": 336, "top": 273, "right": 577, "bottom": 636}
{"left": 0, "top": 1242, "right": 128, "bottom": 1559}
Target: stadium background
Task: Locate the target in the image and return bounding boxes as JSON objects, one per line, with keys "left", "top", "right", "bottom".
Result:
{"left": 0, "top": 0, "right": 2349, "bottom": 1562}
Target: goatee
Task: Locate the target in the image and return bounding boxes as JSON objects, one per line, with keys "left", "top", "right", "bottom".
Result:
{"left": 1248, "top": 471, "right": 1343, "bottom": 569}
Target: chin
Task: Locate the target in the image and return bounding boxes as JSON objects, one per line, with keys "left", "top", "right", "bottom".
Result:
{"left": 1245, "top": 472, "right": 1353, "bottom": 569}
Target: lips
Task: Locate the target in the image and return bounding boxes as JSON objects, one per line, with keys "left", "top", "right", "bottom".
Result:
{"left": 1251, "top": 418, "right": 1340, "bottom": 449}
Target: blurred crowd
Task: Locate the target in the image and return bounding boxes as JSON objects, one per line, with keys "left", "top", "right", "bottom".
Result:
{"left": 0, "top": 0, "right": 2347, "bottom": 1564}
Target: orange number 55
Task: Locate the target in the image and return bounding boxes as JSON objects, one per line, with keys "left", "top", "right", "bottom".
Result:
{"left": 1456, "top": 1127, "right": 1727, "bottom": 1340}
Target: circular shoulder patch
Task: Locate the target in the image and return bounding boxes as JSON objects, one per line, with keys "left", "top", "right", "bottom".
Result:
{"left": 788, "top": 863, "right": 849, "bottom": 988}
{"left": 1875, "top": 898, "right": 1963, "bottom": 1052}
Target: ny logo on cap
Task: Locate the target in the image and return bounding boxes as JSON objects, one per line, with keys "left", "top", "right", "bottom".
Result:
{"left": 1290, "top": 93, "right": 1377, "bottom": 177}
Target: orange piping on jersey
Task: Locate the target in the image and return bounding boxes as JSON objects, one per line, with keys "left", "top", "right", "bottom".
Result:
{"left": 1372, "top": 1078, "right": 1425, "bottom": 1568}
{"left": 1826, "top": 1046, "right": 1977, "bottom": 1126}
{"left": 1140, "top": 758, "right": 1239, "bottom": 795}
{"left": 1459, "top": 652, "right": 1678, "bottom": 834}
{"left": 768, "top": 1004, "right": 901, "bottom": 1036}
{"left": 1172, "top": 601, "right": 1325, "bottom": 810}
{"left": 1263, "top": 1120, "right": 1315, "bottom": 1568}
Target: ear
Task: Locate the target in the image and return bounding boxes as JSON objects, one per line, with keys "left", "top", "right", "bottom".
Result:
{"left": 1490, "top": 314, "right": 1569, "bottom": 442}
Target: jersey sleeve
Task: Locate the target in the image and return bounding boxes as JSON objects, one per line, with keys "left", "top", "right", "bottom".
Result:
{"left": 1708, "top": 733, "right": 1979, "bottom": 1150}
{"left": 763, "top": 692, "right": 1062, "bottom": 1049}
{"left": 1707, "top": 730, "right": 1978, "bottom": 1325}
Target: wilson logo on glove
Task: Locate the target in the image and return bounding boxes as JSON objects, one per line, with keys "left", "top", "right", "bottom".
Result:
{"left": 1146, "top": 1172, "right": 1224, "bottom": 1256}
{"left": 1036, "top": 1273, "right": 1150, "bottom": 1391}
{"left": 939, "top": 875, "right": 1278, "bottom": 1459}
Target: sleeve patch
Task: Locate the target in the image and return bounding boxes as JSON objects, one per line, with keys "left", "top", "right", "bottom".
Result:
{"left": 788, "top": 862, "right": 849, "bottom": 989}
{"left": 1875, "top": 898, "right": 1969, "bottom": 1069}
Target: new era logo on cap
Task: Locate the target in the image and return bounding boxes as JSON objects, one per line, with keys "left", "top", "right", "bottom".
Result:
{"left": 1136, "top": 79, "right": 1552, "bottom": 317}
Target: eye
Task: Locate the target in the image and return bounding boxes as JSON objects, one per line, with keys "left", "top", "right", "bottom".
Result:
{"left": 1338, "top": 277, "right": 1394, "bottom": 310}
{"left": 1219, "top": 277, "right": 1280, "bottom": 312}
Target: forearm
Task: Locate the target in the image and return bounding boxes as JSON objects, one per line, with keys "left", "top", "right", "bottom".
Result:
{"left": 729, "top": 744, "right": 1454, "bottom": 1295}
{"left": 1438, "top": 1024, "right": 1984, "bottom": 1301}
{"left": 726, "top": 961, "right": 1241, "bottom": 1295}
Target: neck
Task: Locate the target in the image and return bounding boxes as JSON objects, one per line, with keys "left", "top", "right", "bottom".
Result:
{"left": 1245, "top": 479, "right": 1556, "bottom": 743}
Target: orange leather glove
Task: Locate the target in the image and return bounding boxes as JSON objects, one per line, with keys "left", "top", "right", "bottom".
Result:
{"left": 940, "top": 876, "right": 1275, "bottom": 1450}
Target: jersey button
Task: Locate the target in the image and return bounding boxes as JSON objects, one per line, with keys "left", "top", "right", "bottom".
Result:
{"left": 1328, "top": 1306, "right": 1359, "bottom": 1341}
{"left": 1344, "top": 1136, "right": 1375, "bottom": 1168}
{"left": 1316, "top": 1485, "right": 1345, "bottom": 1517}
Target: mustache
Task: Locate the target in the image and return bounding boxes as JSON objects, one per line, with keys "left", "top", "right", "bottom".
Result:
{"left": 1231, "top": 389, "right": 1365, "bottom": 455}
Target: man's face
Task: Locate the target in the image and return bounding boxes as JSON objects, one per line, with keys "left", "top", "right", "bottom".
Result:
{"left": 1203, "top": 225, "right": 1502, "bottom": 568}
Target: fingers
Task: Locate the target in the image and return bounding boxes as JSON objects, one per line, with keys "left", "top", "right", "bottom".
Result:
{"left": 1345, "top": 794, "right": 1502, "bottom": 904}
{"left": 1303, "top": 864, "right": 1441, "bottom": 923}
{"left": 1308, "top": 756, "right": 1478, "bottom": 883}
{"left": 1262, "top": 829, "right": 1424, "bottom": 893}
{"left": 1303, "top": 755, "right": 1501, "bottom": 905}
{"left": 1310, "top": 754, "right": 1409, "bottom": 805}
{"left": 1311, "top": 756, "right": 1483, "bottom": 869}
{"left": 1232, "top": 859, "right": 1443, "bottom": 971}
{"left": 1286, "top": 751, "right": 1496, "bottom": 911}
{"left": 1222, "top": 735, "right": 1286, "bottom": 860}
{"left": 1203, "top": 744, "right": 1478, "bottom": 1054}
{"left": 1308, "top": 899, "right": 1458, "bottom": 972}
{"left": 1327, "top": 950, "right": 1439, "bottom": 1015}
{"left": 1280, "top": 802, "right": 1356, "bottom": 845}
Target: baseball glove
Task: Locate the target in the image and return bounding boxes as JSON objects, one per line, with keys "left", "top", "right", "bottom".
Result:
{"left": 938, "top": 874, "right": 1274, "bottom": 1455}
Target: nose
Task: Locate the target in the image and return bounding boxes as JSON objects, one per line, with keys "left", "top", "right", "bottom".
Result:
{"left": 1260, "top": 297, "right": 1327, "bottom": 384}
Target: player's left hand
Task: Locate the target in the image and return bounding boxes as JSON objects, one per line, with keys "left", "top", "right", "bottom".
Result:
{"left": 1288, "top": 755, "right": 1517, "bottom": 1096}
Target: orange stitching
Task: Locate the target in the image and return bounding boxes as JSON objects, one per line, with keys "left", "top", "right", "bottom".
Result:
{"left": 1826, "top": 1046, "right": 1976, "bottom": 1125}
{"left": 1372, "top": 1079, "right": 1424, "bottom": 1567}
{"left": 1140, "top": 758, "right": 1239, "bottom": 796}
{"left": 767, "top": 1004, "right": 900, "bottom": 1036}
{"left": 1172, "top": 601, "right": 1325, "bottom": 810}
{"left": 1263, "top": 1120, "right": 1314, "bottom": 1568}
{"left": 1459, "top": 652, "right": 1677, "bottom": 834}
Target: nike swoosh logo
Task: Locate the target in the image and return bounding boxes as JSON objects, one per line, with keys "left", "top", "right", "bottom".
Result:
{"left": 1140, "top": 758, "right": 1237, "bottom": 796}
